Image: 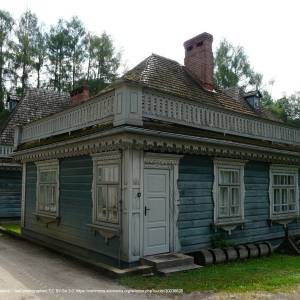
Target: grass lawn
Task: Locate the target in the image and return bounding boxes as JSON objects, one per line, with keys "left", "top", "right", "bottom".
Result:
{"left": 0, "top": 224, "right": 21, "bottom": 235}
{"left": 120, "top": 254, "right": 300, "bottom": 293}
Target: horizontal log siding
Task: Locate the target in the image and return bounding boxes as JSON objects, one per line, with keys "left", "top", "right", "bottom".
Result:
{"left": 0, "top": 169, "right": 21, "bottom": 218}
{"left": 24, "top": 156, "right": 120, "bottom": 265}
{"left": 178, "top": 156, "right": 300, "bottom": 253}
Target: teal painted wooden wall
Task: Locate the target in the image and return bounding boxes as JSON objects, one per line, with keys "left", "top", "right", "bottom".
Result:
{"left": 24, "top": 156, "right": 121, "bottom": 265}
{"left": 0, "top": 169, "right": 21, "bottom": 218}
{"left": 178, "top": 156, "right": 300, "bottom": 253}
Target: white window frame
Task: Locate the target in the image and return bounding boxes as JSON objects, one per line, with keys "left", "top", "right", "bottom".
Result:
{"left": 213, "top": 159, "right": 245, "bottom": 226}
{"left": 35, "top": 159, "right": 60, "bottom": 217}
{"left": 269, "top": 165, "right": 299, "bottom": 220}
{"left": 92, "top": 152, "right": 121, "bottom": 229}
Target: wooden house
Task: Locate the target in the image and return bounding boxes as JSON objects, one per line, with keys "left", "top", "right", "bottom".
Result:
{"left": 13, "top": 33, "right": 300, "bottom": 267}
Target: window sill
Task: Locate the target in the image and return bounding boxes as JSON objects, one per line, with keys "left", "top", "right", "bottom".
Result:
{"left": 87, "top": 223, "right": 120, "bottom": 243}
{"left": 213, "top": 220, "right": 244, "bottom": 234}
{"left": 268, "top": 215, "right": 300, "bottom": 227}
{"left": 33, "top": 212, "right": 60, "bottom": 227}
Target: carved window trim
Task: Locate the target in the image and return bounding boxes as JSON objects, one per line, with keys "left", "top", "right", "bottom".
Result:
{"left": 269, "top": 165, "right": 299, "bottom": 223}
{"left": 91, "top": 151, "right": 121, "bottom": 231}
{"left": 213, "top": 159, "right": 246, "bottom": 232}
{"left": 35, "top": 159, "right": 60, "bottom": 218}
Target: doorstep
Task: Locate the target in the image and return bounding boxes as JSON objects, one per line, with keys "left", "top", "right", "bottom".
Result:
{"left": 141, "top": 252, "right": 202, "bottom": 276}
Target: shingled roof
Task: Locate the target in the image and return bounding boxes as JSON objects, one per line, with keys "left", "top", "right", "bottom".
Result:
{"left": 0, "top": 88, "right": 69, "bottom": 145}
{"left": 122, "top": 54, "right": 281, "bottom": 123}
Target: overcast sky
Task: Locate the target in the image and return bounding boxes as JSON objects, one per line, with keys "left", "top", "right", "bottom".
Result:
{"left": 1, "top": 0, "right": 299, "bottom": 99}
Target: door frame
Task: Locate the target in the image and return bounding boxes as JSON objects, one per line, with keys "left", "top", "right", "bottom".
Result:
{"left": 143, "top": 153, "right": 183, "bottom": 256}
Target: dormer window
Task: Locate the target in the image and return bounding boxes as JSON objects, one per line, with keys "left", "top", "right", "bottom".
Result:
{"left": 244, "top": 90, "right": 262, "bottom": 111}
{"left": 253, "top": 98, "right": 260, "bottom": 109}
{"left": 7, "top": 93, "right": 20, "bottom": 112}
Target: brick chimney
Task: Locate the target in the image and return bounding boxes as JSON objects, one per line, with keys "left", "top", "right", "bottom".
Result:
{"left": 70, "top": 85, "right": 90, "bottom": 106}
{"left": 184, "top": 32, "right": 214, "bottom": 91}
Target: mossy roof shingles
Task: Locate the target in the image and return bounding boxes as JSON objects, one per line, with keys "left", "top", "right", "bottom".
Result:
{"left": 0, "top": 88, "right": 69, "bottom": 145}
{"left": 122, "top": 54, "right": 281, "bottom": 123}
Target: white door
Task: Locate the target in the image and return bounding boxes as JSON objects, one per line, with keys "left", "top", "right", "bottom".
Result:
{"left": 144, "top": 168, "right": 170, "bottom": 256}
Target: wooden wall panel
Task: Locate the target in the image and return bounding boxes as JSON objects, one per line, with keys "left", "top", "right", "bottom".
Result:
{"left": 24, "top": 156, "right": 121, "bottom": 265}
{"left": 178, "top": 156, "right": 300, "bottom": 253}
{"left": 0, "top": 169, "right": 21, "bottom": 218}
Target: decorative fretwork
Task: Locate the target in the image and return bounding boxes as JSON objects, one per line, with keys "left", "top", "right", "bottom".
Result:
{"left": 142, "top": 92, "right": 300, "bottom": 145}
{"left": 0, "top": 145, "right": 13, "bottom": 157}
{"left": 21, "top": 93, "right": 114, "bottom": 143}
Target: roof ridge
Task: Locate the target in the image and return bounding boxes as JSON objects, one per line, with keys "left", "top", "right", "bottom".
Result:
{"left": 113, "top": 53, "right": 286, "bottom": 124}
{"left": 27, "top": 87, "right": 69, "bottom": 97}
{"left": 139, "top": 55, "right": 155, "bottom": 82}
{"left": 150, "top": 53, "right": 182, "bottom": 65}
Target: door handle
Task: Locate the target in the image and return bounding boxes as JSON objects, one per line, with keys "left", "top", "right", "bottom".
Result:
{"left": 144, "top": 206, "right": 150, "bottom": 216}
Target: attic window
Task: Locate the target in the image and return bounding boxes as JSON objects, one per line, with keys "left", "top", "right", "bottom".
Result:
{"left": 196, "top": 41, "right": 203, "bottom": 47}
{"left": 187, "top": 45, "right": 193, "bottom": 51}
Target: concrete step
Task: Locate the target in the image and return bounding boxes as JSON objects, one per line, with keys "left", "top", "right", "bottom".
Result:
{"left": 157, "top": 263, "right": 202, "bottom": 276}
{"left": 141, "top": 253, "right": 194, "bottom": 270}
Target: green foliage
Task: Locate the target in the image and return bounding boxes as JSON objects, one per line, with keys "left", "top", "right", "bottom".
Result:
{"left": 214, "top": 39, "right": 300, "bottom": 127}
{"left": 120, "top": 254, "right": 300, "bottom": 293}
{"left": 260, "top": 92, "right": 300, "bottom": 125}
{"left": 268, "top": 99, "right": 288, "bottom": 121}
{"left": 0, "top": 223, "right": 21, "bottom": 235}
{"left": 67, "top": 16, "right": 86, "bottom": 89}
{"left": 33, "top": 27, "right": 46, "bottom": 88}
{"left": 211, "top": 233, "right": 234, "bottom": 248}
{"left": 86, "top": 32, "right": 121, "bottom": 83}
{"left": 46, "top": 19, "right": 72, "bottom": 92}
{"left": 0, "top": 10, "right": 121, "bottom": 99}
{"left": 13, "top": 10, "right": 40, "bottom": 93}
{"left": 260, "top": 90, "right": 274, "bottom": 107}
{"left": 0, "top": 10, "right": 14, "bottom": 108}
{"left": 214, "top": 39, "right": 262, "bottom": 90}
{"left": 280, "top": 92, "right": 300, "bottom": 121}
{"left": 0, "top": 109, "right": 9, "bottom": 126}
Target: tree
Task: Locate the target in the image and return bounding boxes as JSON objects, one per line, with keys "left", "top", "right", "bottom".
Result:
{"left": 0, "top": 11, "right": 122, "bottom": 97}
{"left": 84, "top": 32, "right": 121, "bottom": 95}
{"left": 271, "top": 92, "right": 300, "bottom": 126}
{"left": 260, "top": 90, "right": 274, "bottom": 107}
{"left": 46, "top": 19, "right": 71, "bottom": 92}
{"left": 0, "top": 10, "right": 14, "bottom": 107}
{"left": 13, "top": 10, "right": 39, "bottom": 93}
{"left": 214, "top": 39, "right": 262, "bottom": 90}
{"left": 66, "top": 16, "right": 86, "bottom": 89}
{"left": 33, "top": 27, "right": 46, "bottom": 88}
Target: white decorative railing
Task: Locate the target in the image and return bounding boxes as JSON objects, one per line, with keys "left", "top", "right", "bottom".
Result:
{"left": 142, "top": 91, "right": 300, "bottom": 145}
{"left": 0, "top": 145, "right": 14, "bottom": 157}
{"left": 20, "top": 92, "right": 114, "bottom": 143}
{"left": 15, "top": 86, "right": 300, "bottom": 148}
